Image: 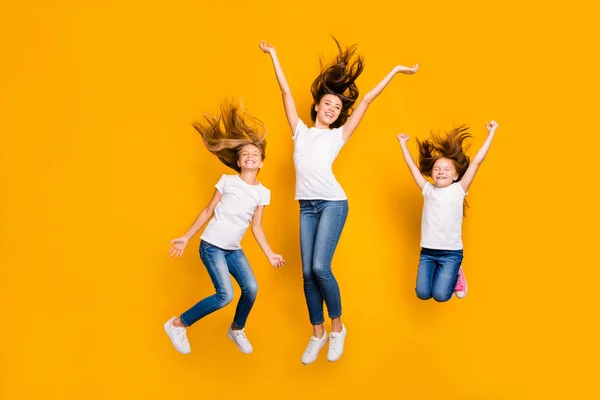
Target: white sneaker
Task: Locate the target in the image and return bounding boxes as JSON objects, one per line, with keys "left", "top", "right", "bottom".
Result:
{"left": 227, "top": 327, "right": 253, "bottom": 354}
{"left": 164, "top": 317, "right": 190, "bottom": 355}
{"left": 301, "top": 330, "right": 328, "bottom": 365}
{"left": 327, "top": 325, "right": 346, "bottom": 362}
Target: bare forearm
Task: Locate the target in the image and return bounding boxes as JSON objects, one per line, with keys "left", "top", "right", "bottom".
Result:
{"left": 400, "top": 142, "right": 426, "bottom": 188}
{"left": 268, "top": 51, "right": 292, "bottom": 95}
{"left": 363, "top": 67, "right": 400, "bottom": 104}
{"left": 252, "top": 226, "right": 275, "bottom": 258}
{"left": 182, "top": 209, "right": 212, "bottom": 240}
{"left": 472, "top": 132, "right": 496, "bottom": 165}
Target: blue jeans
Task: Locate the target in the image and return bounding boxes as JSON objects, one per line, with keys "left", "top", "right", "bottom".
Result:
{"left": 180, "top": 240, "right": 258, "bottom": 329}
{"left": 415, "top": 248, "right": 463, "bottom": 302}
{"left": 299, "top": 200, "right": 348, "bottom": 325}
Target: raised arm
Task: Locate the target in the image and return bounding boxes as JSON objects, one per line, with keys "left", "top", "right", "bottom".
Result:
{"left": 168, "top": 189, "right": 222, "bottom": 258}
{"left": 459, "top": 121, "right": 499, "bottom": 192}
{"left": 259, "top": 41, "right": 299, "bottom": 134}
{"left": 342, "top": 64, "right": 418, "bottom": 142}
{"left": 251, "top": 206, "right": 285, "bottom": 268}
{"left": 397, "top": 133, "right": 427, "bottom": 190}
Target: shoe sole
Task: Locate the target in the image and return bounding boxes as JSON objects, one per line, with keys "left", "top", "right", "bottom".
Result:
{"left": 164, "top": 321, "right": 191, "bottom": 355}
{"left": 456, "top": 278, "right": 468, "bottom": 299}
{"left": 227, "top": 331, "right": 253, "bottom": 354}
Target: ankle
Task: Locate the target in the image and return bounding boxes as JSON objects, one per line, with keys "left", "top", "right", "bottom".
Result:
{"left": 331, "top": 320, "right": 343, "bottom": 333}
{"left": 313, "top": 325, "right": 325, "bottom": 338}
{"left": 172, "top": 317, "right": 185, "bottom": 328}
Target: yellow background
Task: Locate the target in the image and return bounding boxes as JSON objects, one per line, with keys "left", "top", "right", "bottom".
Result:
{"left": 1, "top": 1, "right": 598, "bottom": 399}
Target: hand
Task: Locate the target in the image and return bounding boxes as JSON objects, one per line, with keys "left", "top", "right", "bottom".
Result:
{"left": 268, "top": 253, "right": 285, "bottom": 268}
{"left": 259, "top": 40, "right": 275, "bottom": 54}
{"left": 397, "top": 133, "right": 409, "bottom": 143}
{"left": 396, "top": 63, "right": 419, "bottom": 75}
{"left": 168, "top": 237, "right": 189, "bottom": 259}
{"left": 486, "top": 120, "right": 498, "bottom": 134}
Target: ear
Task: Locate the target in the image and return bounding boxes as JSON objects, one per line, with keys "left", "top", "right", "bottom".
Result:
{"left": 314, "top": 103, "right": 319, "bottom": 112}
{"left": 259, "top": 161, "right": 264, "bottom": 169}
{"left": 237, "top": 159, "right": 241, "bottom": 168}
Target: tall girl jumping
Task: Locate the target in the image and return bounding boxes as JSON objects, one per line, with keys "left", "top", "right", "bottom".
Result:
{"left": 260, "top": 38, "right": 417, "bottom": 364}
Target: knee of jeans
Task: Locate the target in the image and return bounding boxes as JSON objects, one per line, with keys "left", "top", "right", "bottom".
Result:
{"left": 302, "top": 265, "right": 316, "bottom": 280}
{"left": 312, "top": 262, "right": 331, "bottom": 279}
{"left": 244, "top": 281, "right": 258, "bottom": 299}
{"left": 216, "top": 288, "right": 234, "bottom": 306}
{"left": 416, "top": 287, "right": 432, "bottom": 300}
{"left": 432, "top": 289, "right": 452, "bottom": 303}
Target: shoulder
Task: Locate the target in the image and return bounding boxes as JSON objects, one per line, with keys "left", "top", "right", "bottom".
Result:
{"left": 257, "top": 183, "right": 271, "bottom": 195}
{"left": 293, "top": 119, "right": 309, "bottom": 139}
{"left": 422, "top": 181, "right": 434, "bottom": 196}
{"left": 451, "top": 182, "right": 466, "bottom": 195}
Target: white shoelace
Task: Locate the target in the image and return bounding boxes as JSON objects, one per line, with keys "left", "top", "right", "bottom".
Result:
{"left": 306, "top": 337, "right": 321, "bottom": 353}
{"left": 236, "top": 330, "right": 248, "bottom": 340}
{"left": 175, "top": 327, "right": 187, "bottom": 342}
{"left": 329, "top": 333, "right": 342, "bottom": 350}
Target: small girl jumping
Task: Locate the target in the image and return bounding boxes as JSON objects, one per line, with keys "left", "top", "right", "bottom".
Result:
{"left": 397, "top": 121, "right": 499, "bottom": 302}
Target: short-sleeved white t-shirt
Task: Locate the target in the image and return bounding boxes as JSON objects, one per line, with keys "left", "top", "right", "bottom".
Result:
{"left": 292, "top": 119, "right": 347, "bottom": 200}
{"left": 420, "top": 182, "right": 467, "bottom": 250}
{"left": 201, "top": 174, "right": 270, "bottom": 250}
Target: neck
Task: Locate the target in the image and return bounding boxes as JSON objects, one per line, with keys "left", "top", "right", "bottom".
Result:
{"left": 239, "top": 169, "right": 258, "bottom": 185}
{"left": 314, "top": 120, "right": 331, "bottom": 130}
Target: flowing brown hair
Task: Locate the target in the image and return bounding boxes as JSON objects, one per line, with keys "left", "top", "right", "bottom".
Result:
{"left": 310, "top": 37, "right": 365, "bottom": 129}
{"left": 192, "top": 100, "right": 266, "bottom": 173}
{"left": 417, "top": 125, "right": 472, "bottom": 214}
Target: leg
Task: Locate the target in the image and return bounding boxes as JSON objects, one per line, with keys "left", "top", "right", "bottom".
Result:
{"left": 432, "top": 250, "right": 464, "bottom": 302}
{"left": 179, "top": 241, "right": 235, "bottom": 327}
{"left": 311, "top": 200, "right": 348, "bottom": 332}
{"left": 226, "top": 249, "right": 258, "bottom": 329}
{"left": 299, "top": 201, "right": 329, "bottom": 365}
{"left": 416, "top": 249, "right": 437, "bottom": 300}
{"left": 300, "top": 200, "right": 325, "bottom": 332}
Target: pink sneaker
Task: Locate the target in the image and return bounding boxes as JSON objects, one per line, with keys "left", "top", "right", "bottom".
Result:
{"left": 455, "top": 267, "right": 468, "bottom": 299}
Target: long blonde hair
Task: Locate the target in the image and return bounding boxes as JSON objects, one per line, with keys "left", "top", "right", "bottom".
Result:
{"left": 192, "top": 100, "right": 266, "bottom": 173}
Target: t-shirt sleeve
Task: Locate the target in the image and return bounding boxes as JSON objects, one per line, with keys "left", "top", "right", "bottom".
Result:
{"left": 422, "top": 182, "right": 433, "bottom": 196}
{"left": 215, "top": 174, "right": 228, "bottom": 194}
{"left": 453, "top": 182, "right": 467, "bottom": 197}
{"left": 259, "top": 187, "right": 271, "bottom": 206}
{"left": 333, "top": 126, "right": 345, "bottom": 149}
{"left": 292, "top": 119, "right": 308, "bottom": 141}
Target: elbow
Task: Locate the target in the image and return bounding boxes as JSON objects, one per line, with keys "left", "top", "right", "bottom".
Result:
{"left": 362, "top": 96, "right": 374, "bottom": 106}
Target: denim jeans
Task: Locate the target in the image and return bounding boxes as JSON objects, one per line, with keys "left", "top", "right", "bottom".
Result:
{"left": 299, "top": 200, "right": 348, "bottom": 325}
{"left": 180, "top": 240, "right": 258, "bottom": 329}
{"left": 415, "top": 247, "right": 463, "bottom": 302}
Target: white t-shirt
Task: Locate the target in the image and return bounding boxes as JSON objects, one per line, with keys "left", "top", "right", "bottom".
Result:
{"left": 201, "top": 174, "right": 270, "bottom": 250}
{"left": 420, "top": 182, "right": 467, "bottom": 250}
{"left": 293, "top": 119, "right": 347, "bottom": 200}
